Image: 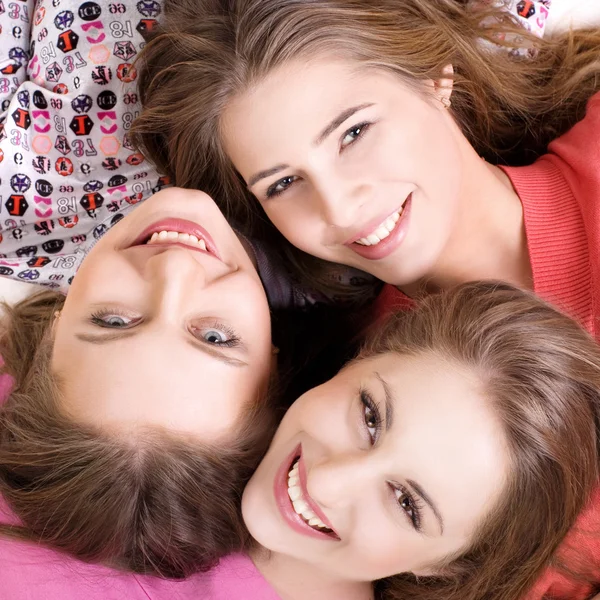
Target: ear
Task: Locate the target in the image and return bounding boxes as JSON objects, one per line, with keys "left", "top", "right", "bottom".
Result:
{"left": 434, "top": 64, "right": 454, "bottom": 109}
{"left": 51, "top": 310, "right": 61, "bottom": 336}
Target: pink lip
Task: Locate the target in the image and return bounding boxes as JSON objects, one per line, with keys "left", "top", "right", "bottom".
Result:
{"left": 348, "top": 193, "right": 412, "bottom": 261}
{"left": 129, "top": 218, "right": 221, "bottom": 260}
{"left": 274, "top": 445, "right": 340, "bottom": 541}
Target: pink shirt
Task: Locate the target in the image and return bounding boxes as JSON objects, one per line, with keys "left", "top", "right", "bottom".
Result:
{"left": 0, "top": 372, "right": 279, "bottom": 600}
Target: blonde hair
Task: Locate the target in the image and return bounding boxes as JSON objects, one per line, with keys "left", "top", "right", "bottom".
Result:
{"left": 0, "top": 291, "right": 277, "bottom": 578}
{"left": 132, "top": 0, "right": 600, "bottom": 299}
{"left": 359, "top": 282, "right": 600, "bottom": 600}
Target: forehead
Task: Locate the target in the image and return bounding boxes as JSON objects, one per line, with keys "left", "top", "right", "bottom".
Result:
{"left": 52, "top": 330, "right": 262, "bottom": 440}
{"left": 221, "top": 58, "right": 425, "bottom": 158}
{"left": 352, "top": 352, "right": 509, "bottom": 535}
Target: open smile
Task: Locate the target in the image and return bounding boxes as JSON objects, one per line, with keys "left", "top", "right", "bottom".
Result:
{"left": 129, "top": 218, "right": 222, "bottom": 259}
{"left": 274, "top": 445, "right": 340, "bottom": 541}
{"left": 347, "top": 193, "right": 413, "bottom": 261}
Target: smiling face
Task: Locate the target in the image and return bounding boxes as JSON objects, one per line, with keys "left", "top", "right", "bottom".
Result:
{"left": 52, "top": 188, "right": 273, "bottom": 441}
{"left": 242, "top": 352, "right": 508, "bottom": 581}
{"left": 222, "top": 58, "right": 465, "bottom": 287}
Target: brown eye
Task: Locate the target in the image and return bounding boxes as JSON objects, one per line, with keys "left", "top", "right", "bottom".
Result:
{"left": 365, "top": 406, "right": 377, "bottom": 430}
{"left": 391, "top": 485, "right": 422, "bottom": 531}
{"left": 360, "top": 389, "right": 381, "bottom": 443}
{"left": 399, "top": 493, "right": 414, "bottom": 518}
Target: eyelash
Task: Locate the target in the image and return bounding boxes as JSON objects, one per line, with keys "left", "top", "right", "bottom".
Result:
{"left": 90, "top": 311, "right": 241, "bottom": 348}
{"left": 90, "top": 309, "right": 141, "bottom": 329}
{"left": 264, "top": 120, "right": 372, "bottom": 200}
{"left": 190, "top": 321, "right": 241, "bottom": 348}
{"left": 391, "top": 483, "right": 424, "bottom": 532}
{"left": 360, "top": 387, "right": 383, "bottom": 444}
{"left": 360, "top": 387, "right": 423, "bottom": 532}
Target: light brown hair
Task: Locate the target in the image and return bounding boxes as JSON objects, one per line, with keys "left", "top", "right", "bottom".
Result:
{"left": 0, "top": 291, "right": 277, "bottom": 578}
{"left": 132, "top": 0, "right": 600, "bottom": 299}
{"left": 358, "top": 282, "right": 600, "bottom": 600}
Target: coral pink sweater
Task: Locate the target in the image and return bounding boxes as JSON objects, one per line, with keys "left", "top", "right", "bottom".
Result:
{"left": 376, "top": 91, "right": 600, "bottom": 599}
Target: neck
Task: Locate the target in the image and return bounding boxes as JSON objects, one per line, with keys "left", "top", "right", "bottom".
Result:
{"left": 250, "top": 547, "right": 374, "bottom": 600}
{"left": 401, "top": 146, "right": 532, "bottom": 298}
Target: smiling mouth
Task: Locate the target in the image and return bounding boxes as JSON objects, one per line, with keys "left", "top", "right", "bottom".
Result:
{"left": 145, "top": 229, "right": 209, "bottom": 251}
{"left": 287, "top": 458, "right": 336, "bottom": 536}
{"left": 131, "top": 218, "right": 221, "bottom": 258}
{"left": 352, "top": 195, "right": 411, "bottom": 247}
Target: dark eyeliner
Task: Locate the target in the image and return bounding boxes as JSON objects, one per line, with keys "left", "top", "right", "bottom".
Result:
{"left": 266, "top": 175, "right": 296, "bottom": 199}
{"left": 390, "top": 482, "right": 424, "bottom": 532}
{"left": 360, "top": 387, "right": 383, "bottom": 444}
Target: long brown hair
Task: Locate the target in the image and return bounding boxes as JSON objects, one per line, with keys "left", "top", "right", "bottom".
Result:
{"left": 357, "top": 282, "right": 600, "bottom": 600}
{"left": 132, "top": 0, "right": 600, "bottom": 299}
{"left": 0, "top": 291, "right": 277, "bottom": 578}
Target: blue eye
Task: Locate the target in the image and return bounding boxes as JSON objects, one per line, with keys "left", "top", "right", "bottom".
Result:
{"left": 340, "top": 122, "right": 370, "bottom": 150}
{"left": 90, "top": 311, "right": 141, "bottom": 329}
{"left": 191, "top": 322, "right": 241, "bottom": 348}
{"left": 266, "top": 175, "right": 298, "bottom": 199}
{"left": 203, "top": 329, "right": 228, "bottom": 344}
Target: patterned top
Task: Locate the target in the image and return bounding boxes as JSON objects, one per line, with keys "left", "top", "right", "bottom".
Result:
{"left": 0, "top": 0, "right": 167, "bottom": 291}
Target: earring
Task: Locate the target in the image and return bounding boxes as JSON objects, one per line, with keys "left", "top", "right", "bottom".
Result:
{"left": 440, "top": 97, "right": 451, "bottom": 109}
{"left": 54, "top": 311, "right": 61, "bottom": 319}
{"left": 272, "top": 346, "right": 280, "bottom": 355}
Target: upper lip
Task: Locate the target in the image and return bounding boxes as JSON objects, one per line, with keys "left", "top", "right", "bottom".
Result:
{"left": 343, "top": 194, "right": 411, "bottom": 246}
{"left": 297, "top": 448, "right": 340, "bottom": 538}
{"left": 128, "top": 218, "right": 221, "bottom": 259}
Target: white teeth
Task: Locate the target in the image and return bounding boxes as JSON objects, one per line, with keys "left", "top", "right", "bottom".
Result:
{"left": 145, "top": 230, "right": 210, "bottom": 252}
{"left": 286, "top": 460, "right": 332, "bottom": 533}
{"left": 293, "top": 499, "right": 309, "bottom": 514}
{"left": 287, "top": 485, "right": 302, "bottom": 502}
{"left": 374, "top": 226, "right": 390, "bottom": 240}
{"left": 354, "top": 207, "right": 403, "bottom": 247}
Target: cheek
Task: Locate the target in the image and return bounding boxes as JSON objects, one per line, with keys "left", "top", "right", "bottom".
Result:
{"left": 68, "top": 252, "right": 133, "bottom": 302}
{"left": 288, "top": 385, "right": 354, "bottom": 447}
{"left": 263, "top": 199, "right": 319, "bottom": 247}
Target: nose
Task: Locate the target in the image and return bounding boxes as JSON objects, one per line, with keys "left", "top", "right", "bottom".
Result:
{"left": 144, "top": 248, "right": 208, "bottom": 321}
{"left": 314, "top": 174, "right": 371, "bottom": 230}
{"left": 305, "top": 451, "right": 372, "bottom": 509}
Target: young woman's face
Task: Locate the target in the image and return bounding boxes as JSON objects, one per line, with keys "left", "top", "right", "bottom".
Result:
{"left": 222, "top": 58, "right": 464, "bottom": 287}
{"left": 52, "top": 188, "right": 273, "bottom": 441}
{"left": 242, "top": 352, "right": 508, "bottom": 581}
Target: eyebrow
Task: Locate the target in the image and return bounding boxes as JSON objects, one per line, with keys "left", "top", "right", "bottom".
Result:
{"left": 374, "top": 372, "right": 445, "bottom": 535}
{"left": 375, "top": 371, "right": 394, "bottom": 432}
{"left": 407, "top": 478, "right": 445, "bottom": 535}
{"left": 314, "top": 103, "right": 374, "bottom": 146}
{"left": 75, "top": 331, "right": 247, "bottom": 368}
{"left": 247, "top": 102, "right": 374, "bottom": 188}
